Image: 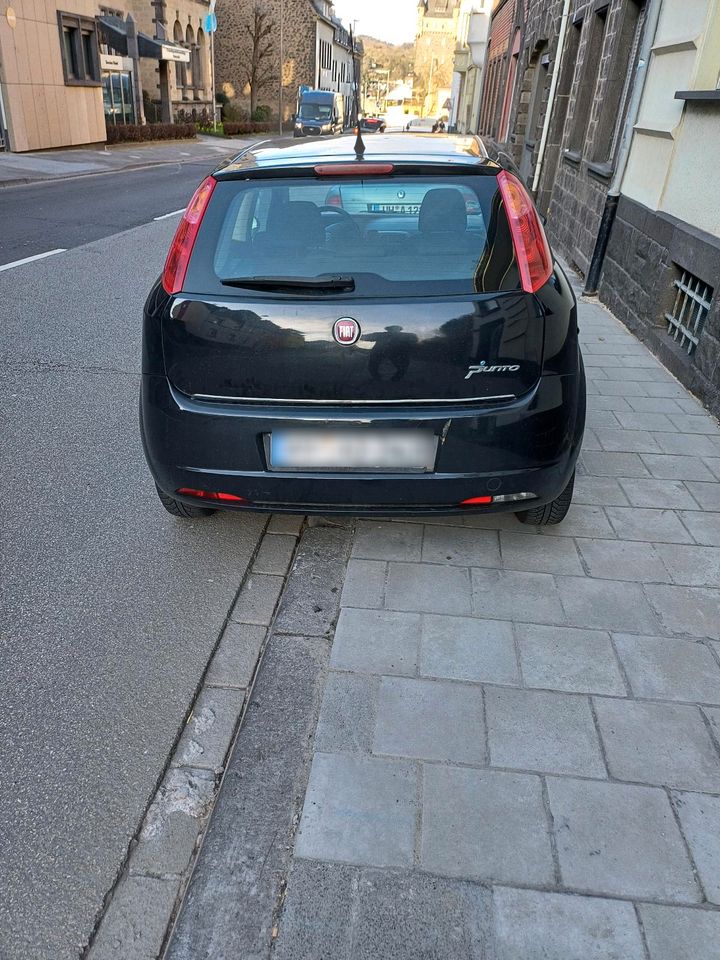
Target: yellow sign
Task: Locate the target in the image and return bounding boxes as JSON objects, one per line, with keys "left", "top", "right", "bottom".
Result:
{"left": 6, "top": 6, "right": 17, "bottom": 28}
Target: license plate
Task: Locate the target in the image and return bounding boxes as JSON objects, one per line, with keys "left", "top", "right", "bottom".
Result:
{"left": 269, "top": 429, "right": 437, "bottom": 471}
{"left": 368, "top": 203, "right": 421, "bottom": 214}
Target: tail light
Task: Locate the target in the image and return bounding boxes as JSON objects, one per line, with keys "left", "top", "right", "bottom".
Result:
{"left": 162, "top": 176, "right": 216, "bottom": 295}
{"left": 325, "top": 186, "right": 343, "bottom": 207}
{"left": 496, "top": 170, "right": 552, "bottom": 294}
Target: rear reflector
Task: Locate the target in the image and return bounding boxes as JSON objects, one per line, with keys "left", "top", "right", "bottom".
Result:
{"left": 162, "top": 176, "right": 216, "bottom": 295}
{"left": 496, "top": 170, "right": 552, "bottom": 294}
{"left": 461, "top": 492, "right": 536, "bottom": 506}
{"left": 314, "top": 163, "right": 394, "bottom": 176}
{"left": 177, "top": 488, "right": 247, "bottom": 503}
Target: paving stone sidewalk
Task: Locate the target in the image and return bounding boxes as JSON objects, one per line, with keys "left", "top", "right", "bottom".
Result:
{"left": 275, "top": 277, "right": 720, "bottom": 958}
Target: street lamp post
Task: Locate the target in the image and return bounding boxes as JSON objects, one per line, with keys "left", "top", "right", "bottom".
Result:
{"left": 278, "top": 0, "right": 284, "bottom": 135}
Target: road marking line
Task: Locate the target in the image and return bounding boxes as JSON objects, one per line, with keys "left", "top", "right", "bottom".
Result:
{"left": 153, "top": 208, "right": 185, "bottom": 221}
{"left": 0, "top": 248, "right": 67, "bottom": 272}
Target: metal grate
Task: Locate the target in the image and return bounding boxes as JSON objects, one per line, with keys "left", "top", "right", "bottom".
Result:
{"left": 665, "top": 269, "right": 713, "bottom": 355}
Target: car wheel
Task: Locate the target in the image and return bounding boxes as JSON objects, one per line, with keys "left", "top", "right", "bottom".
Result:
{"left": 155, "top": 483, "right": 216, "bottom": 519}
{"left": 516, "top": 472, "right": 575, "bottom": 526}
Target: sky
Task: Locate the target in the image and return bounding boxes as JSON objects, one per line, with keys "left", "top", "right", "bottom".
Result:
{"left": 331, "top": 0, "right": 418, "bottom": 45}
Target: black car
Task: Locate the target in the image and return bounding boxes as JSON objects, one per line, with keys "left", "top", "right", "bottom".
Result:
{"left": 359, "top": 117, "right": 387, "bottom": 133}
{"left": 141, "top": 134, "right": 585, "bottom": 524}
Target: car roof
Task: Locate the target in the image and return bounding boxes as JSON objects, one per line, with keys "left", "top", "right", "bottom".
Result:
{"left": 214, "top": 132, "right": 500, "bottom": 178}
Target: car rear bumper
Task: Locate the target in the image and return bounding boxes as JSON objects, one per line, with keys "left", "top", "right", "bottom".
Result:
{"left": 141, "top": 372, "right": 585, "bottom": 516}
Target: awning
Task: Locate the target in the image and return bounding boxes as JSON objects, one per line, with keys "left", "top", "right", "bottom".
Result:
{"left": 98, "top": 15, "right": 128, "bottom": 55}
{"left": 97, "top": 16, "right": 190, "bottom": 63}
{"left": 138, "top": 34, "right": 190, "bottom": 63}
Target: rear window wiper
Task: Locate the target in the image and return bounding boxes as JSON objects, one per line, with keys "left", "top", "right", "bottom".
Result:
{"left": 220, "top": 275, "right": 355, "bottom": 292}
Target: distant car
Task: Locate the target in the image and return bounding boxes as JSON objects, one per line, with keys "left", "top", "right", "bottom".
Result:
{"left": 405, "top": 117, "right": 436, "bottom": 132}
{"left": 142, "top": 133, "right": 585, "bottom": 525}
{"left": 359, "top": 116, "right": 387, "bottom": 133}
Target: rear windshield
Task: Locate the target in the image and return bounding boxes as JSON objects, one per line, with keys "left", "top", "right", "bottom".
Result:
{"left": 186, "top": 174, "right": 519, "bottom": 298}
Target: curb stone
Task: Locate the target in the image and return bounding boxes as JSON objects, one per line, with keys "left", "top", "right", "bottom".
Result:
{"left": 83, "top": 514, "right": 304, "bottom": 960}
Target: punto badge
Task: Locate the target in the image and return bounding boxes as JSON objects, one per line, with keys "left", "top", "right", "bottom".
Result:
{"left": 333, "top": 317, "right": 360, "bottom": 345}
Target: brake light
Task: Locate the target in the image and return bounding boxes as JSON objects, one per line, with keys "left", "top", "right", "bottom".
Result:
{"left": 461, "top": 496, "right": 493, "bottom": 505}
{"left": 314, "top": 163, "right": 394, "bottom": 176}
{"left": 177, "top": 488, "right": 248, "bottom": 503}
{"left": 325, "top": 187, "right": 343, "bottom": 207}
{"left": 496, "top": 170, "right": 552, "bottom": 294}
{"left": 162, "top": 176, "right": 216, "bottom": 295}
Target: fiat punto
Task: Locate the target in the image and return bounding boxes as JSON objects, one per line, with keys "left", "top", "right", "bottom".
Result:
{"left": 140, "top": 134, "right": 585, "bottom": 524}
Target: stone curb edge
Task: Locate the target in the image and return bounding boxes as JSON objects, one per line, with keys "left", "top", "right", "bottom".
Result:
{"left": 81, "top": 513, "right": 307, "bottom": 960}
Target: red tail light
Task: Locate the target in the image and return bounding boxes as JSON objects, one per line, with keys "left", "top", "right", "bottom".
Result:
{"left": 162, "top": 176, "right": 216, "bottom": 295}
{"left": 461, "top": 496, "right": 493, "bottom": 505}
{"left": 177, "top": 488, "right": 248, "bottom": 503}
{"left": 496, "top": 170, "right": 552, "bottom": 294}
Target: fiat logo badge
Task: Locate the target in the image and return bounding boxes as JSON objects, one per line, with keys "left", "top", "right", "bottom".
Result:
{"left": 333, "top": 317, "right": 360, "bottom": 345}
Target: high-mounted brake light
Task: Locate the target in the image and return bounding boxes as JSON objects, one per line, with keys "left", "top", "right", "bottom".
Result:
{"left": 314, "top": 163, "right": 394, "bottom": 176}
{"left": 496, "top": 170, "right": 552, "bottom": 294}
{"left": 177, "top": 488, "right": 248, "bottom": 503}
{"left": 162, "top": 176, "right": 216, "bottom": 295}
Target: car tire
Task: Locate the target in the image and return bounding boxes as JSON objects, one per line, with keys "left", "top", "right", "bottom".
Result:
{"left": 155, "top": 484, "right": 216, "bottom": 519}
{"left": 515, "top": 472, "right": 575, "bottom": 526}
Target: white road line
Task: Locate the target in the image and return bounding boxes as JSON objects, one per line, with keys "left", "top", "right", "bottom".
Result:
{"left": 0, "top": 248, "right": 67, "bottom": 272}
{"left": 153, "top": 208, "right": 185, "bottom": 221}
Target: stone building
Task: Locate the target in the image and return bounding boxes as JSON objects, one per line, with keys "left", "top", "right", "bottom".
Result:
{"left": 215, "top": 0, "right": 361, "bottom": 124}
{"left": 474, "top": 0, "right": 718, "bottom": 413}
{"left": 599, "top": 0, "right": 720, "bottom": 414}
{"left": 414, "top": 0, "right": 461, "bottom": 117}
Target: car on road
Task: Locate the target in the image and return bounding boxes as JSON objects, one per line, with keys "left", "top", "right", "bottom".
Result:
{"left": 359, "top": 116, "right": 387, "bottom": 134}
{"left": 405, "top": 117, "right": 438, "bottom": 132}
{"left": 141, "top": 133, "right": 585, "bottom": 524}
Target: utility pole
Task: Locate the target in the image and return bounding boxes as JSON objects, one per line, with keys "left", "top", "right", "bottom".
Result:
{"left": 278, "top": 0, "right": 284, "bottom": 135}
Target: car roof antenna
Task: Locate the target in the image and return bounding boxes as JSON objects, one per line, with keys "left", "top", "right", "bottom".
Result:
{"left": 354, "top": 127, "right": 366, "bottom": 159}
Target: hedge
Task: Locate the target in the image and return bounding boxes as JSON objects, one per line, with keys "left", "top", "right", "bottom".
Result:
{"left": 105, "top": 123, "right": 197, "bottom": 145}
{"left": 222, "top": 121, "right": 273, "bottom": 136}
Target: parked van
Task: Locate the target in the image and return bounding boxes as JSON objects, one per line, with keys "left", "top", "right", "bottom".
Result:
{"left": 294, "top": 90, "right": 345, "bottom": 137}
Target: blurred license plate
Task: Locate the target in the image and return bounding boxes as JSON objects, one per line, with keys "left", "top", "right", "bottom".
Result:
{"left": 269, "top": 430, "right": 437, "bottom": 471}
{"left": 368, "top": 203, "right": 421, "bottom": 214}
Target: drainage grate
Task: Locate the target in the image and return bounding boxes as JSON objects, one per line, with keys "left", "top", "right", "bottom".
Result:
{"left": 665, "top": 269, "right": 713, "bottom": 355}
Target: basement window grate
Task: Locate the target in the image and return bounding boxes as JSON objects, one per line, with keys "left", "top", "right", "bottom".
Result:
{"left": 665, "top": 269, "right": 713, "bottom": 355}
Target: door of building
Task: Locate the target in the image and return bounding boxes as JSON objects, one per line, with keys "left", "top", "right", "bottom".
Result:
{"left": 0, "top": 81, "right": 8, "bottom": 150}
{"left": 101, "top": 53, "right": 136, "bottom": 125}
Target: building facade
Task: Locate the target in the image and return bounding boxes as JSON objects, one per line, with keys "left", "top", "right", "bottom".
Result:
{"left": 215, "top": 0, "right": 361, "bottom": 124}
{"left": 599, "top": 0, "right": 720, "bottom": 414}
{"left": 414, "top": 0, "right": 461, "bottom": 117}
{"left": 0, "top": 0, "right": 209, "bottom": 152}
{"left": 475, "top": 0, "right": 718, "bottom": 413}
{"left": 476, "top": 0, "right": 516, "bottom": 137}
{"left": 449, "top": 0, "right": 491, "bottom": 133}
{"left": 0, "top": 0, "right": 107, "bottom": 151}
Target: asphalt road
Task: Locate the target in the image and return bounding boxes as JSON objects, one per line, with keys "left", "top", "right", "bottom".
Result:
{"left": 0, "top": 158, "right": 217, "bottom": 266}
{"left": 0, "top": 172, "right": 268, "bottom": 958}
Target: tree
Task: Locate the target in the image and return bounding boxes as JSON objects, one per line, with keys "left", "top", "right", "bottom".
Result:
{"left": 242, "top": 4, "right": 275, "bottom": 117}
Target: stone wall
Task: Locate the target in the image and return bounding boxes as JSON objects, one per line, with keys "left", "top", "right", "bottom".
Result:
{"left": 600, "top": 196, "right": 720, "bottom": 417}
{"left": 215, "top": 0, "right": 318, "bottom": 120}
{"left": 544, "top": 0, "right": 628, "bottom": 275}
